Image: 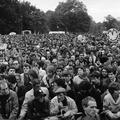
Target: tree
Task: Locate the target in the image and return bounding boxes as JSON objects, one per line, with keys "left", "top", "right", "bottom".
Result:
{"left": 103, "top": 15, "right": 119, "bottom": 30}
{"left": 0, "top": 0, "right": 48, "bottom": 34}
{"left": 52, "top": 0, "right": 91, "bottom": 33}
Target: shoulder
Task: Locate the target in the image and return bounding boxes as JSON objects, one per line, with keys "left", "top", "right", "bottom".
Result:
{"left": 9, "top": 90, "right": 17, "bottom": 97}
{"left": 25, "top": 89, "right": 33, "bottom": 97}
{"left": 104, "top": 93, "right": 111, "bottom": 99}
{"left": 66, "top": 96, "right": 75, "bottom": 102}
{"left": 51, "top": 96, "right": 58, "bottom": 103}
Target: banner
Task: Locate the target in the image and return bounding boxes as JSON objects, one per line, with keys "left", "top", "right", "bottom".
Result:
{"left": 107, "top": 28, "right": 119, "bottom": 43}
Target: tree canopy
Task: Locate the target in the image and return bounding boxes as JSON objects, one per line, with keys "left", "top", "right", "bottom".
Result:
{"left": 0, "top": 0, "right": 120, "bottom": 35}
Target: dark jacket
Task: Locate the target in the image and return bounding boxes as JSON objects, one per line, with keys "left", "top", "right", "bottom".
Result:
{"left": 0, "top": 90, "right": 19, "bottom": 120}
{"left": 27, "top": 98, "right": 50, "bottom": 120}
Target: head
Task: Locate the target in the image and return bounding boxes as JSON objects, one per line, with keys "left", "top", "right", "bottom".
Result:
{"left": 8, "top": 67, "right": 16, "bottom": 75}
{"left": 7, "top": 75, "right": 17, "bottom": 90}
{"left": 34, "top": 89, "right": 46, "bottom": 102}
{"left": 28, "top": 69, "right": 39, "bottom": 82}
{"left": 53, "top": 78, "right": 66, "bottom": 92}
{"left": 108, "top": 82, "right": 120, "bottom": 96}
{"left": 90, "top": 71, "right": 100, "bottom": 86}
{"left": 55, "top": 87, "right": 66, "bottom": 102}
{"left": 62, "top": 71, "right": 71, "bottom": 83}
{"left": 32, "top": 78, "right": 41, "bottom": 92}
{"left": 23, "top": 63, "right": 31, "bottom": 74}
{"left": 78, "top": 67, "right": 84, "bottom": 77}
{"left": 0, "top": 80, "right": 10, "bottom": 96}
{"left": 101, "top": 68, "right": 108, "bottom": 77}
{"left": 82, "top": 96, "right": 98, "bottom": 117}
{"left": 46, "top": 65, "right": 55, "bottom": 77}
{"left": 56, "top": 66, "right": 63, "bottom": 77}
{"left": 79, "top": 81, "right": 92, "bottom": 95}
{"left": 13, "top": 60, "right": 20, "bottom": 69}
{"left": 108, "top": 67, "right": 116, "bottom": 81}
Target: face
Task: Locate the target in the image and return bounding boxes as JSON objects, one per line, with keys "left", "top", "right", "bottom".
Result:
{"left": 53, "top": 82, "right": 59, "bottom": 92}
{"left": 13, "top": 61, "right": 19, "bottom": 69}
{"left": 75, "top": 60, "right": 80, "bottom": 65}
{"left": 8, "top": 68, "right": 16, "bottom": 75}
{"left": 23, "top": 66, "right": 30, "bottom": 73}
{"left": 85, "top": 68, "right": 90, "bottom": 75}
{"left": 57, "top": 92, "right": 65, "bottom": 102}
{"left": 84, "top": 100, "right": 98, "bottom": 117}
{"left": 47, "top": 70, "right": 53, "bottom": 77}
{"left": 112, "top": 90, "right": 119, "bottom": 98}
{"left": 0, "top": 83, "right": 9, "bottom": 95}
{"left": 33, "top": 83, "right": 41, "bottom": 92}
{"left": 9, "top": 58, "right": 13, "bottom": 64}
{"left": 78, "top": 68, "right": 84, "bottom": 76}
{"left": 56, "top": 69, "right": 62, "bottom": 76}
{"left": 108, "top": 72, "right": 115, "bottom": 81}
{"left": 101, "top": 69, "right": 107, "bottom": 77}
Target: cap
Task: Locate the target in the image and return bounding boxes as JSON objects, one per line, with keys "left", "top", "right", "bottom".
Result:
{"left": 55, "top": 87, "right": 66, "bottom": 94}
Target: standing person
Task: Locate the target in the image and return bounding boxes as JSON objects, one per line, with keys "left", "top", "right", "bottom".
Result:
{"left": 0, "top": 80, "right": 19, "bottom": 120}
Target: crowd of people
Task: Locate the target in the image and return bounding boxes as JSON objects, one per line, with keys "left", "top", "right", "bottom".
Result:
{"left": 0, "top": 32, "right": 120, "bottom": 120}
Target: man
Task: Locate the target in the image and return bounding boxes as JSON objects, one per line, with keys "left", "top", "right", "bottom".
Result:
{"left": 77, "top": 96, "right": 100, "bottom": 120}
{"left": 103, "top": 82, "right": 120, "bottom": 120}
{"left": 0, "top": 80, "right": 19, "bottom": 120}
{"left": 18, "top": 78, "right": 49, "bottom": 120}
{"left": 50, "top": 87, "right": 78, "bottom": 120}
{"left": 8, "top": 66, "right": 16, "bottom": 75}
{"left": 27, "top": 88, "right": 49, "bottom": 120}
{"left": 20, "top": 63, "right": 32, "bottom": 92}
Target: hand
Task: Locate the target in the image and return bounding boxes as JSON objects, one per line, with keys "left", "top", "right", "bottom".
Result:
{"left": 64, "top": 111, "right": 71, "bottom": 118}
{"left": 107, "top": 111, "right": 118, "bottom": 119}
{"left": 58, "top": 102, "right": 63, "bottom": 110}
{"left": 17, "top": 117, "right": 24, "bottom": 120}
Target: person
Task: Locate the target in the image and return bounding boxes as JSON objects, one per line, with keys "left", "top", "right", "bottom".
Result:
{"left": 102, "top": 82, "right": 120, "bottom": 120}
{"left": 20, "top": 63, "right": 31, "bottom": 92}
{"left": 0, "top": 80, "right": 19, "bottom": 120}
{"left": 77, "top": 96, "right": 100, "bottom": 120}
{"left": 50, "top": 87, "right": 78, "bottom": 120}
{"left": 7, "top": 66, "right": 16, "bottom": 75}
{"left": 76, "top": 80, "right": 102, "bottom": 113}
{"left": 27, "top": 88, "right": 50, "bottom": 120}
{"left": 18, "top": 78, "right": 49, "bottom": 120}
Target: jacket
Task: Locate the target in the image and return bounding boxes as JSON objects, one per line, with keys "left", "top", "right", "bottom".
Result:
{"left": 0, "top": 90, "right": 19, "bottom": 120}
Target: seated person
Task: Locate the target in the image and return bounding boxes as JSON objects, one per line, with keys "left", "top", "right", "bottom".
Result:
{"left": 103, "top": 82, "right": 120, "bottom": 120}
{"left": 27, "top": 88, "right": 49, "bottom": 120}
{"left": 50, "top": 87, "right": 78, "bottom": 120}
{"left": 77, "top": 96, "right": 100, "bottom": 120}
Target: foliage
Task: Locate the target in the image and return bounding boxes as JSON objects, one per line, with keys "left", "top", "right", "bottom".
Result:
{"left": 103, "top": 15, "right": 120, "bottom": 30}
{"left": 48, "top": 0, "right": 91, "bottom": 33}
{"left": 0, "top": 0, "right": 48, "bottom": 34}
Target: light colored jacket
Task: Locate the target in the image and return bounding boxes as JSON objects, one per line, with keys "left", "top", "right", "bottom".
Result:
{"left": 50, "top": 96, "right": 78, "bottom": 116}
{"left": 19, "top": 87, "right": 49, "bottom": 118}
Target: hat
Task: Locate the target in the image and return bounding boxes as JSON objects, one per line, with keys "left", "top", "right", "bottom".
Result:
{"left": 55, "top": 87, "right": 66, "bottom": 94}
{"left": 34, "top": 89, "right": 46, "bottom": 97}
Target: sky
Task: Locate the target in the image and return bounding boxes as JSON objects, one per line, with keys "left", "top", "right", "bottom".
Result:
{"left": 20, "top": 0, "right": 120, "bottom": 23}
